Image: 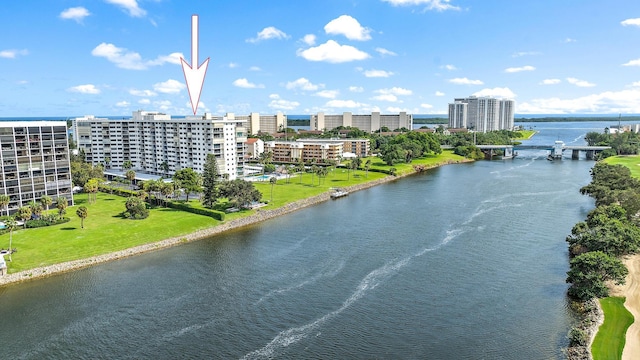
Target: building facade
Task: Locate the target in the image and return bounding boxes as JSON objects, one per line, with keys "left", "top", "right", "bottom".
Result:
{"left": 0, "top": 121, "right": 73, "bottom": 214}
{"left": 75, "top": 111, "right": 248, "bottom": 180}
{"left": 310, "top": 112, "right": 413, "bottom": 133}
{"left": 265, "top": 139, "right": 344, "bottom": 163}
{"left": 448, "top": 97, "right": 515, "bottom": 132}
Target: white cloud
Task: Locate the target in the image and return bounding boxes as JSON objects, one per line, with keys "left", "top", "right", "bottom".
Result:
{"left": 386, "top": 106, "right": 411, "bottom": 113}
{"left": 228, "top": 62, "right": 239, "bottom": 68}
{"left": 249, "top": 66, "right": 262, "bottom": 71}
{"left": 566, "top": 77, "right": 595, "bottom": 87}
{"left": 268, "top": 94, "right": 299, "bottom": 110}
{"left": 105, "top": 0, "right": 146, "bottom": 17}
{"left": 68, "top": 84, "right": 100, "bottom": 94}
{"left": 440, "top": 64, "right": 456, "bottom": 70}
{"left": 375, "top": 47, "right": 397, "bottom": 56}
{"left": 512, "top": 51, "right": 541, "bottom": 57}
{"left": 153, "top": 79, "right": 185, "bottom": 94}
{"left": 115, "top": 101, "right": 130, "bottom": 107}
{"left": 504, "top": 65, "right": 535, "bottom": 73}
{"left": 315, "top": 90, "right": 339, "bottom": 99}
{"left": 363, "top": 69, "right": 394, "bottom": 78}
{"left": 286, "top": 78, "right": 323, "bottom": 91}
{"left": 129, "top": 89, "right": 157, "bottom": 97}
{"left": 247, "top": 26, "right": 289, "bottom": 43}
{"left": 92, "top": 43, "right": 181, "bottom": 70}
{"left": 324, "top": 15, "right": 371, "bottom": 41}
{"left": 448, "top": 77, "right": 483, "bottom": 85}
{"left": 622, "top": 58, "right": 640, "bottom": 67}
{"left": 421, "top": 103, "right": 434, "bottom": 109}
{"left": 518, "top": 88, "right": 640, "bottom": 114}
{"left": 540, "top": 79, "right": 561, "bottom": 85}
{"left": 138, "top": 99, "right": 151, "bottom": 105}
{"left": 59, "top": 7, "right": 90, "bottom": 23}
{"left": 0, "top": 49, "right": 28, "bottom": 59}
{"left": 564, "top": 38, "right": 577, "bottom": 43}
{"left": 302, "top": 34, "right": 316, "bottom": 46}
{"left": 326, "top": 99, "right": 364, "bottom": 108}
{"left": 630, "top": 81, "right": 640, "bottom": 87}
{"left": 435, "top": 91, "right": 445, "bottom": 96}
{"left": 349, "top": 86, "right": 364, "bottom": 93}
{"left": 621, "top": 18, "right": 640, "bottom": 27}
{"left": 376, "top": 87, "right": 412, "bottom": 96}
{"left": 297, "top": 40, "right": 370, "bottom": 63}
{"left": 233, "top": 78, "right": 265, "bottom": 89}
{"left": 372, "top": 94, "right": 399, "bottom": 102}
{"left": 381, "top": 0, "right": 461, "bottom": 11}
{"left": 154, "top": 100, "right": 172, "bottom": 111}
{"left": 183, "top": 101, "right": 208, "bottom": 113}
{"left": 472, "top": 87, "right": 516, "bottom": 98}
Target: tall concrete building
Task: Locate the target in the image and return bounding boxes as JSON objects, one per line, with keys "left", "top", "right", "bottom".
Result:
{"left": 310, "top": 112, "right": 412, "bottom": 133}
{"left": 0, "top": 121, "right": 73, "bottom": 214}
{"left": 448, "top": 96, "right": 515, "bottom": 132}
{"left": 75, "top": 111, "right": 248, "bottom": 180}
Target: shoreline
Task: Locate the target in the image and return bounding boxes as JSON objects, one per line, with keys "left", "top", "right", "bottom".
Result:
{"left": 0, "top": 159, "right": 469, "bottom": 287}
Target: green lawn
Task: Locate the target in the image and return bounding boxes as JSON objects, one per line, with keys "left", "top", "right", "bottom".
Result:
{"left": 592, "top": 297, "right": 634, "bottom": 360}
{"left": 0, "top": 150, "right": 467, "bottom": 273}
{"left": 514, "top": 130, "right": 537, "bottom": 140}
{"left": 603, "top": 155, "right": 640, "bottom": 178}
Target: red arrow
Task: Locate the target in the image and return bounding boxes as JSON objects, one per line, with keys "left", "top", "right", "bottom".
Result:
{"left": 181, "top": 15, "right": 210, "bottom": 115}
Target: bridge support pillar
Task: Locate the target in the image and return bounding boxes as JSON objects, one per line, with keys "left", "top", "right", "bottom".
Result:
{"left": 586, "top": 150, "right": 595, "bottom": 160}
{"left": 572, "top": 150, "right": 579, "bottom": 160}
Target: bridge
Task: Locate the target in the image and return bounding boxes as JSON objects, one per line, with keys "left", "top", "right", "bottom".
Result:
{"left": 456, "top": 141, "right": 612, "bottom": 160}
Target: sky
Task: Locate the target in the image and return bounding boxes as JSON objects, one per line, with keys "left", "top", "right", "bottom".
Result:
{"left": 2, "top": 0, "right": 640, "bottom": 117}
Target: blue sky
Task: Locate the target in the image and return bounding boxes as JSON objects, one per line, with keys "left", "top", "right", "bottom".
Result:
{"left": 2, "top": 0, "right": 640, "bottom": 116}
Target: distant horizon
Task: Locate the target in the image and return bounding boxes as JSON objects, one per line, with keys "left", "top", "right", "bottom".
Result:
{"left": 1, "top": 113, "right": 640, "bottom": 121}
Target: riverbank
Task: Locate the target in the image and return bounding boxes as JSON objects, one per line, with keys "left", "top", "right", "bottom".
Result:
{"left": 609, "top": 254, "right": 640, "bottom": 360}
{"left": 0, "top": 159, "right": 469, "bottom": 287}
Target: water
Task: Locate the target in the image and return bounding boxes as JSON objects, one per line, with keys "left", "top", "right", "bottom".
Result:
{"left": 0, "top": 122, "right": 610, "bottom": 359}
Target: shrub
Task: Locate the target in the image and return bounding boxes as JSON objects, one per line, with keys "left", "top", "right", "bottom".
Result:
{"left": 25, "top": 216, "right": 71, "bottom": 228}
{"left": 165, "top": 201, "right": 225, "bottom": 221}
{"left": 568, "top": 327, "right": 588, "bottom": 346}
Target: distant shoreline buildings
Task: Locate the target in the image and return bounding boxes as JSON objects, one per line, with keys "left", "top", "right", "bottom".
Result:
{"left": 448, "top": 96, "right": 515, "bottom": 132}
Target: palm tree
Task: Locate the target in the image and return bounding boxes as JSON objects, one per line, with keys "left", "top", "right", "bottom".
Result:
{"left": 40, "top": 195, "right": 53, "bottom": 212}
{"left": 160, "top": 161, "right": 170, "bottom": 175}
{"left": 0, "top": 194, "right": 10, "bottom": 217}
{"left": 269, "top": 176, "right": 277, "bottom": 202}
{"left": 5, "top": 217, "right": 17, "bottom": 262}
{"left": 16, "top": 206, "right": 32, "bottom": 223}
{"left": 104, "top": 156, "right": 111, "bottom": 169}
{"left": 364, "top": 159, "right": 372, "bottom": 178}
{"left": 125, "top": 170, "right": 136, "bottom": 189}
{"left": 28, "top": 201, "right": 43, "bottom": 219}
{"left": 122, "top": 160, "right": 132, "bottom": 170}
{"left": 76, "top": 206, "right": 88, "bottom": 229}
{"left": 56, "top": 197, "right": 68, "bottom": 219}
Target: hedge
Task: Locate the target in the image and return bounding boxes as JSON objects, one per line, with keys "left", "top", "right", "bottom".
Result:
{"left": 98, "top": 185, "right": 139, "bottom": 198}
{"left": 165, "top": 201, "right": 225, "bottom": 221}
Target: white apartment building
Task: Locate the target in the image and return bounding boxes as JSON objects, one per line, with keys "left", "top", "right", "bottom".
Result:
{"left": 448, "top": 97, "right": 515, "bottom": 132}
{"left": 75, "top": 111, "right": 248, "bottom": 180}
{"left": 240, "top": 112, "right": 286, "bottom": 135}
{"left": 310, "top": 112, "right": 413, "bottom": 133}
{"left": 0, "top": 121, "right": 73, "bottom": 214}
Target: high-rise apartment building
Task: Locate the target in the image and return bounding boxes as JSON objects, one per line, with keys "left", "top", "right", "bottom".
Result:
{"left": 75, "top": 111, "right": 248, "bottom": 180}
{"left": 0, "top": 121, "right": 73, "bottom": 214}
{"left": 448, "top": 97, "right": 515, "bottom": 132}
{"left": 310, "top": 112, "right": 413, "bottom": 133}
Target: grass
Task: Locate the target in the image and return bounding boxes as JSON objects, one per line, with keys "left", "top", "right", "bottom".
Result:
{"left": 592, "top": 297, "right": 634, "bottom": 360}
{"left": 0, "top": 150, "right": 467, "bottom": 274}
{"left": 603, "top": 155, "right": 640, "bottom": 178}
{"left": 513, "top": 129, "right": 537, "bottom": 140}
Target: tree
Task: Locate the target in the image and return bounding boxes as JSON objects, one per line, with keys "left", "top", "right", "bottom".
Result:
{"left": 76, "top": 206, "right": 88, "bottom": 229}
{"left": 201, "top": 154, "right": 219, "bottom": 209}
{"left": 566, "top": 251, "right": 628, "bottom": 300}
{"left": 16, "top": 206, "right": 32, "bottom": 222}
{"left": 0, "top": 194, "right": 10, "bottom": 217}
{"left": 56, "top": 197, "right": 68, "bottom": 219}
{"left": 218, "top": 179, "right": 262, "bottom": 208}
{"left": 28, "top": 201, "right": 43, "bottom": 219}
{"left": 364, "top": 159, "right": 372, "bottom": 178}
{"left": 40, "top": 195, "right": 53, "bottom": 212}
{"left": 125, "top": 170, "right": 136, "bottom": 190}
{"left": 84, "top": 178, "right": 101, "bottom": 204}
{"left": 160, "top": 161, "right": 170, "bottom": 174}
{"left": 124, "top": 196, "right": 149, "bottom": 219}
{"left": 173, "top": 168, "right": 202, "bottom": 202}
{"left": 269, "top": 176, "right": 277, "bottom": 202}
{"left": 123, "top": 160, "right": 133, "bottom": 170}
{"left": 5, "top": 217, "right": 17, "bottom": 261}
{"left": 104, "top": 156, "right": 111, "bottom": 169}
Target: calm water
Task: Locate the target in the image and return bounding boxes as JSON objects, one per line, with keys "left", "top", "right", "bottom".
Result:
{"left": 0, "top": 122, "right": 619, "bottom": 359}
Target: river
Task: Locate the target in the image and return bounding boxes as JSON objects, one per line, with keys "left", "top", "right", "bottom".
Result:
{"left": 0, "top": 121, "right": 625, "bottom": 359}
